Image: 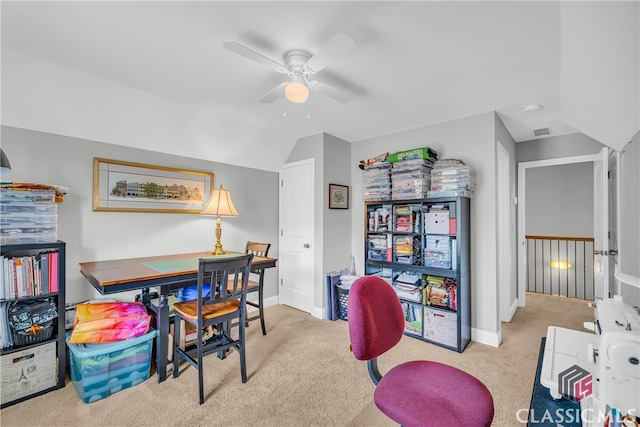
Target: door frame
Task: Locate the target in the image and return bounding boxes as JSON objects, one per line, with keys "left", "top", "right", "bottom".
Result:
{"left": 497, "top": 141, "right": 514, "bottom": 322}
{"left": 517, "top": 153, "right": 601, "bottom": 307}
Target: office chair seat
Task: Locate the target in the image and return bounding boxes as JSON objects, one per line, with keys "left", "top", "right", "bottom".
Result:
{"left": 348, "top": 275, "right": 494, "bottom": 427}
{"left": 375, "top": 360, "right": 494, "bottom": 426}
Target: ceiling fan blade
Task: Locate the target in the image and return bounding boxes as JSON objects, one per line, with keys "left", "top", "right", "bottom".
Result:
{"left": 223, "top": 41, "right": 287, "bottom": 73}
{"left": 259, "top": 82, "right": 288, "bottom": 103}
{"left": 306, "top": 33, "right": 356, "bottom": 73}
{"left": 308, "top": 81, "right": 353, "bottom": 103}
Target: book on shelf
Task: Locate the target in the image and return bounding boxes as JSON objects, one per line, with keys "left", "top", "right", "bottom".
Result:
{"left": 49, "top": 252, "right": 59, "bottom": 293}
{"left": 401, "top": 301, "right": 423, "bottom": 335}
{"left": 41, "top": 253, "right": 49, "bottom": 294}
{"left": 1, "top": 251, "right": 60, "bottom": 299}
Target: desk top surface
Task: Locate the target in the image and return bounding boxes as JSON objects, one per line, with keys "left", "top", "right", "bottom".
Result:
{"left": 80, "top": 251, "right": 277, "bottom": 287}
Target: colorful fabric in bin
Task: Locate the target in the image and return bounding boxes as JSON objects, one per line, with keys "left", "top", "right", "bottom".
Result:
{"left": 69, "top": 302, "right": 150, "bottom": 344}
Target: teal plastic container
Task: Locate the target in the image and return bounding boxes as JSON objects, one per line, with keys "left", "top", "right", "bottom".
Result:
{"left": 66, "top": 329, "right": 157, "bottom": 403}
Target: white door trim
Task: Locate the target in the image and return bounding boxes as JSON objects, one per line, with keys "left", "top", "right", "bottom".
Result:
{"left": 497, "top": 141, "right": 513, "bottom": 322}
{"left": 278, "top": 158, "right": 315, "bottom": 313}
{"left": 517, "top": 153, "right": 600, "bottom": 307}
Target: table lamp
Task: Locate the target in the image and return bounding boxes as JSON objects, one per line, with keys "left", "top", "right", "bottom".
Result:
{"left": 200, "top": 184, "right": 239, "bottom": 255}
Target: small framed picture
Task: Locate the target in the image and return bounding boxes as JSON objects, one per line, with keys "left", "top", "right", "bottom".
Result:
{"left": 329, "top": 184, "right": 349, "bottom": 209}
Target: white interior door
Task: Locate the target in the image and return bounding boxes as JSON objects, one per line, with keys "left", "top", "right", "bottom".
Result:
{"left": 279, "top": 159, "right": 315, "bottom": 313}
{"left": 593, "top": 147, "right": 612, "bottom": 299}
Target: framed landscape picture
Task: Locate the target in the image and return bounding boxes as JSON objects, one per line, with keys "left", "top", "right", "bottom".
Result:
{"left": 93, "top": 158, "right": 214, "bottom": 213}
{"left": 329, "top": 184, "right": 349, "bottom": 209}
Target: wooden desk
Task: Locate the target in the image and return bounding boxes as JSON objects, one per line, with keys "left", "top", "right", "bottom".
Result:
{"left": 79, "top": 251, "right": 277, "bottom": 382}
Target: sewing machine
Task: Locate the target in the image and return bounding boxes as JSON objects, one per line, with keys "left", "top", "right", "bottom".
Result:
{"left": 540, "top": 280, "right": 640, "bottom": 426}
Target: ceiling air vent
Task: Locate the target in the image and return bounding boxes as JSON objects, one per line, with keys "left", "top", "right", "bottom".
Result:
{"left": 532, "top": 127, "right": 551, "bottom": 137}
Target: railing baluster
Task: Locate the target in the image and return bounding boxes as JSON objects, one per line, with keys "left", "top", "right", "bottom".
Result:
{"left": 524, "top": 235, "right": 594, "bottom": 300}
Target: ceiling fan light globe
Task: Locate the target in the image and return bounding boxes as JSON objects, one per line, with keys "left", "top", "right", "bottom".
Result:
{"left": 285, "top": 82, "right": 309, "bottom": 103}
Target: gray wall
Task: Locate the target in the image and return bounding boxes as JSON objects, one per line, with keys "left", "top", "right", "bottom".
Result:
{"left": 322, "top": 133, "right": 352, "bottom": 275}
{"left": 619, "top": 133, "right": 639, "bottom": 304}
{"left": 351, "top": 111, "right": 501, "bottom": 344}
{"left": 525, "top": 162, "right": 593, "bottom": 236}
{"left": 517, "top": 132, "right": 639, "bottom": 305}
{"left": 517, "top": 132, "right": 604, "bottom": 162}
{"left": 1, "top": 126, "right": 279, "bottom": 304}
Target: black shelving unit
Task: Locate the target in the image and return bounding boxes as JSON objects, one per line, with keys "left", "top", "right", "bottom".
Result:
{"left": 1, "top": 241, "right": 66, "bottom": 408}
{"left": 364, "top": 197, "right": 470, "bottom": 352}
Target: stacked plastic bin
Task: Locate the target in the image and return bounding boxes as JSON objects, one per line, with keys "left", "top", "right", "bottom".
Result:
{"left": 428, "top": 159, "right": 476, "bottom": 198}
{"left": 0, "top": 188, "right": 57, "bottom": 245}
{"left": 66, "top": 329, "right": 157, "bottom": 403}
{"left": 363, "top": 162, "right": 392, "bottom": 201}
{"left": 391, "top": 159, "right": 432, "bottom": 200}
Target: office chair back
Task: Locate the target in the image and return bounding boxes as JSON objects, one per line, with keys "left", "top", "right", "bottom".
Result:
{"left": 347, "top": 275, "right": 494, "bottom": 427}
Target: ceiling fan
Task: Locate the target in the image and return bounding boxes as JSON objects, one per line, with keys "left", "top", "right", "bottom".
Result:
{"left": 223, "top": 33, "right": 357, "bottom": 104}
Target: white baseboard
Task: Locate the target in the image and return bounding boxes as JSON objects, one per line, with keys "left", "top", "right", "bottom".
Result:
{"left": 263, "top": 295, "right": 279, "bottom": 308}
{"left": 509, "top": 299, "right": 518, "bottom": 320}
{"left": 311, "top": 306, "right": 324, "bottom": 319}
{"left": 472, "top": 327, "right": 501, "bottom": 347}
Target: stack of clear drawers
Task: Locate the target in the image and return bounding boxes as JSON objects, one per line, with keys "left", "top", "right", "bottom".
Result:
{"left": 429, "top": 160, "right": 475, "bottom": 198}
{"left": 363, "top": 162, "right": 392, "bottom": 201}
{"left": 391, "top": 159, "right": 432, "bottom": 200}
{"left": 0, "top": 189, "right": 58, "bottom": 244}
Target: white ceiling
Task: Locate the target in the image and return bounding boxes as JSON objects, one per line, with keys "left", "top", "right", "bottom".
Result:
{"left": 2, "top": 1, "right": 638, "bottom": 172}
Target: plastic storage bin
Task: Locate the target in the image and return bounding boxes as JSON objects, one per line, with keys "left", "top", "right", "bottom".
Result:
{"left": 0, "top": 189, "right": 58, "bottom": 244}
{"left": 66, "top": 329, "right": 157, "bottom": 403}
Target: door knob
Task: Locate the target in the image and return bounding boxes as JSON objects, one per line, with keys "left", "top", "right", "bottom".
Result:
{"left": 594, "top": 250, "right": 604, "bottom": 256}
{"left": 608, "top": 249, "right": 618, "bottom": 256}
{"left": 303, "top": 243, "right": 310, "bottom": 248}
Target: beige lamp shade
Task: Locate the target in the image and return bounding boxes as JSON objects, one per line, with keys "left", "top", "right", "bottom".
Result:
{"left": 201, "top": 185, "right": 239, "bottom": 254}
{"left": 201, "top": 185, "right": 239, "bottom": 218}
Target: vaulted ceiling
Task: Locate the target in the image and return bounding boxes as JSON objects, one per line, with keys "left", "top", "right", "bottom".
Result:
{"left": 2, "top": 1, "right": 638, "bottom": 172}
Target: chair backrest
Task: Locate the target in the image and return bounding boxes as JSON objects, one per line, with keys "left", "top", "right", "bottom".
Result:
{"left": 347, "top": 275, "right": 405, "bottom": 361}
{"left": 245, "top": 242, "right": 270, "bottom": 281}
{"left": 245, "top": 241, "right": 270, "bottom": 257}
{"left": 196, "top": 254, "right": 253, "bottom": 321}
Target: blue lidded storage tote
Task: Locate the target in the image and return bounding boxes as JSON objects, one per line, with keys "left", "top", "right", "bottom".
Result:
{"left": 66, "top": 329, "right": 157, "bottom": 403}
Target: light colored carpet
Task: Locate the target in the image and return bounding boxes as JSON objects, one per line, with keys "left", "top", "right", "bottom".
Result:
{"left": 0, "top": 292, "right": 593, "bottom": 426}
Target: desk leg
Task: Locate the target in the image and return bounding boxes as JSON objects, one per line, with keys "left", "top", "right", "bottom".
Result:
{"left": 155, "top": 293, "right": 169, "bottom": 383}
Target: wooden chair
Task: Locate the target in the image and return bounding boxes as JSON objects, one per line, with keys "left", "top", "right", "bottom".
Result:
{"left": 347, "top": 275, "right": 494, "bottom": 426}
{"left": 229, "top": 241, "right": 271, "bottom": 335}
{"left": 172, "top": 254, "right": 253, "bottom": 404}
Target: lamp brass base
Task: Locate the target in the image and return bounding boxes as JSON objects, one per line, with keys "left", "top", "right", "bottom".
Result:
{"left": 212, "top": 217, "right": 225, "bottom": 255}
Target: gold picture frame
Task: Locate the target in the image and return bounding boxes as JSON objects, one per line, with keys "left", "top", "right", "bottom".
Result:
{"left": 329, "top": 184, "right": 349, "bottom": 209}
{"left": 93, "top": 158, "right": 214, "bottom": 213}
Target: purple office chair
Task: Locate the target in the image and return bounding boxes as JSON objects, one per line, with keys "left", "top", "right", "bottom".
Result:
{"left": 347, "top": 275, "right": 494, "bottom": 427}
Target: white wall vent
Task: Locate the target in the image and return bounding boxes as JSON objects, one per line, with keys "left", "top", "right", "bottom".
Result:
{"left": 532, "top": 127, "right": 551, "bottom": 137}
